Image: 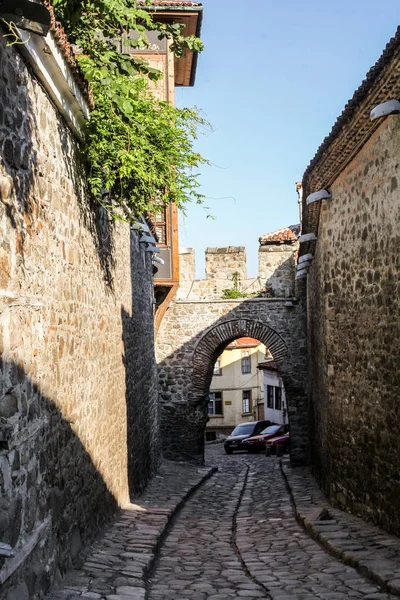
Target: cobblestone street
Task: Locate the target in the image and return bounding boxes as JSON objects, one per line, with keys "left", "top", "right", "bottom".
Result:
{"left": 147, "top": 447, "right": 394, "bottom": 600}
{"left": 47, "top": 445, "right": 399, "bottom": 600}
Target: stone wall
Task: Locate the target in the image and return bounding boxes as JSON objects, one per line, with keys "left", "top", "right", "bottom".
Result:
{"left": 0, "top": 35, "right": 159, "bottom": 598}
{"left": 307, "top": 116, "right": 400, "bottom": 534}
{"left": 177, "top": 243, "right": 297, "bottom": 301}
{"left": 205, "top": 246, "right": 247, "bottom": 281}
{"left": 258, "top": 245, "right": 297, "bottom": 297}
{"left": 156, "top": 297, "right": 308, "bottom": 466}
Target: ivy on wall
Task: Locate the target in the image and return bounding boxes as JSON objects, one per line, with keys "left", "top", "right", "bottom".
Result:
{"left": 49, "top": 0, "right": 209, "bottom": 221}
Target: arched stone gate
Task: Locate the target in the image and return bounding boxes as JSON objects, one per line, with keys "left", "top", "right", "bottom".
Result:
{"left": 156, "top": 298, "right": 308, "bottom": 466}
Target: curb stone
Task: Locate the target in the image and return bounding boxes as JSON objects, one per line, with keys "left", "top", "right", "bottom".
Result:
{"left": 281, "top": 461, "right": 400, "bottom": 597}
{"left": 46, "top": 463, "right": 217, "bottom": 600}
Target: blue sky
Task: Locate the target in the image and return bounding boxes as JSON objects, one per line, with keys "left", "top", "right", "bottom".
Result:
{"left": 175, "top": 0, "right": 399, "bottom": 277}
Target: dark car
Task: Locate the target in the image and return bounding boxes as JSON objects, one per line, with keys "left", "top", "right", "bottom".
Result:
{"left": 265, "top": 432, "right": 290, "bottom": 454}
{"left": 224, "top": 420, "right": 271, "bottom": 454}
{"left": 242, "top": 424, "right": 290, "bottom": 452}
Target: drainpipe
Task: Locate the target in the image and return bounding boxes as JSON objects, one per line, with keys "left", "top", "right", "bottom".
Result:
{"left": 296, "top": 182, "right": 303, "bottom": 233}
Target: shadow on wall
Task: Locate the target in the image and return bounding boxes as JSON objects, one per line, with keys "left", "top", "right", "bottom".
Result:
{"left": 157, "top": 297, "right": 308, "bottom": 466}
{"left": 122, "top": 231, "right": 161, "bottom": 498}
{"left": 0, "top": 358, "right": 118, "bottom": 600}
{"left": 262, "top": 255, "right": 297, "bottom": 298}
{"left": 0, "top": 29, "right": 116, "bottom": 292}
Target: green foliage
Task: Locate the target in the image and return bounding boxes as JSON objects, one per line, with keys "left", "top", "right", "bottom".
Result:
{"left": 51, "top": 0, "right": 208, "bottom": 220}
{"left": 221, "top": 272, "right": 248, "bottom": 300}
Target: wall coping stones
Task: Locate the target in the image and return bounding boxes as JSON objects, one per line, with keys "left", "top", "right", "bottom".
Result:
{"left": 281, "top": 461, "right": 400, "bottom": 597}
{"left": 175, "top": 297, "right": 297, "bottom": 304}
{"left": 45, "top": 462, "right": 217, "bottom": 600}
{"left": 15, "top": 25, "right": 90, "bottom": 138}
{"left": 205, "top": 246, "right": 245, "bottom": 254}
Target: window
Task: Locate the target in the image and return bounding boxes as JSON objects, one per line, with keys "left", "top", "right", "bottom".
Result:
{"left": 208, "top": 392, "right": 223, "bottom": 416}
{"left": 275, "top": 387, "right": 282, "bottom": 411}
{"left": 205, "top": 431, "right": 217, "bottom": 442}
{"left": 242, "top": 390, "right": 252, "bottom": 414}
{"left": 266, "top": 386, "right": 283, "bottom": 411}
{"left": 267, "top": 385, "right": 274, "bottom": 409}
{"left": 241, "top": 351, "right": 251, "bottom": 374}
{"left": 152, "top": 205, "right": 169, "bottom": 246}
{"left": 213, "top": 358, "right": 222, "bottom": 376}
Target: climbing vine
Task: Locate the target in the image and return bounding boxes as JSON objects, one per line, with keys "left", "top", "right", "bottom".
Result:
{"left": 221, "top": 272, "right": 248, "bottom": 300}
{"left": 50, "top": 0, "right": 209, "bottom": 221}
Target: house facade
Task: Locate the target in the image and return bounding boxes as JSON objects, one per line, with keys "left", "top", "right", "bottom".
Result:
{"left": 133, "top": 1, "right": 204, "bottom": 333}
{"left": 258, "top": 361, "right": 288, "bottom": 425}
{"left": 206, "top": 337, "right": 266, "bottom": 439}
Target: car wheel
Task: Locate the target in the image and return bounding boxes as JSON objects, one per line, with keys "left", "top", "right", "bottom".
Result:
{"left": 225, "top": 447, "right": 233, "bottom": 455}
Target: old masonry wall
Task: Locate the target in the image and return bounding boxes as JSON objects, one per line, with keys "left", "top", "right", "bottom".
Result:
{"left": 178, "top": 244, "right": 297, "bottom": 301}
{"left": 0, "top": 34, "right": 160, "bottom": 599}
{"left": 307, "top": 116, "right": 400, "bottom": 535}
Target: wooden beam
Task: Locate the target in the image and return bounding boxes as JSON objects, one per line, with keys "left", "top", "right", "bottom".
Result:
{"left": 155, "top": 283, "right": 179, "bottom": 336}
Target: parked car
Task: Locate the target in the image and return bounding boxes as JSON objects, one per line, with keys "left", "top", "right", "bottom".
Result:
{"left": 224, "top": 420, "right": 272, "bottom": 454}
{"left": 242, "top": 424, "right": 289, "bottom": 452}
{"left": 265, "top": 432, "right": 290, "bottom": 454}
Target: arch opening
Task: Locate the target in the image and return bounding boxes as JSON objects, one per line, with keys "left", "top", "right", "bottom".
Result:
{"left": 157, "top": 315, "right": 307, "bottom": 467}
{"left": 205, "top": 334, "right": 290, "bottom": 454}
{"left": 191, "top": 319, "right": 288, "bottom": 404}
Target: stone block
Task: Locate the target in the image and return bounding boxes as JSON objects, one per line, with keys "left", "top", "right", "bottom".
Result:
{"left": 7, "top": 582, "right": 29, "bottom": 600}
{"left": 0, "top": 392, "right": 18, "bottom": 419}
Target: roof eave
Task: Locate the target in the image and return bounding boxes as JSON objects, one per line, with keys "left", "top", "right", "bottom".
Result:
{"left": 142, "top": 5, "right": 203, "bottom": 86}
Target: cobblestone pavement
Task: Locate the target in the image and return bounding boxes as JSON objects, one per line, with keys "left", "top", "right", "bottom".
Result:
{"left": 45, "top": 461, "right": 215, "bottom": 600}
{"left": 282, "top": 465, "right": 400, "bottom": 596}
{"left": 148, "top": 446, "right": 395, "bottom": 600}
{"left": 46, "top": 446, "right": 398, "bottom": 600}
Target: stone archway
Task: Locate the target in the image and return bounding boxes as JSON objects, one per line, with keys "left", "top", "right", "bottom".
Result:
{"left": 191, "top": 318, "right": 288, "bottom": 402}
{"left": 156, "top": 297, "right": 308, "bottom": 466}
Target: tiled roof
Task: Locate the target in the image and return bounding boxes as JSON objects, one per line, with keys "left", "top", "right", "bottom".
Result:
{"left": 259, "top": 225, "right": 300, "bottom": 245}
{"left": 44, "top": 1, "right": 94, "bottom": 109}
{"left": 257, "top": 360, "right": 279, "bottom": 372}
{"left": 227, "top": 337, "right": 261, "bottom": 348}
{"left": 137, "top": 0, "right": 202, "bottom": 6}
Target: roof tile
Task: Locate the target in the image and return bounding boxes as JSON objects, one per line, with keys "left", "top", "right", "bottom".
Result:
{"left": 257, "top": 360, "right": 279, "bottom": 372}
{"left": 259, "top": 225, "right": 300, "bottom": 245}
{"left": 227, "top": 337, "right": 261, "bottom": 348}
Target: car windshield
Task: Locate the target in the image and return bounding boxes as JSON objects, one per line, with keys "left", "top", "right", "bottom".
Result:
{"left": 260, "top": 425, "right": 280, "bottom": 435}
{"left": 231, "top": 424, "right": 255, "bottom": 436}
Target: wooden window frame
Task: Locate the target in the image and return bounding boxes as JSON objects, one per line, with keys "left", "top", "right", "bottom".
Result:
{"left": 275, "top": 387, "right": 282, "bottom": 411}
{"left": 213, "top": 357, "right": 222, "bottom": 376}
{"left": 241, "top": 351, "right": 251, "bottom": 374}
{"left": 152, "top": 204, "right": 170, "bottom": 247}
{"left": 267, "top": 385, "right": 274, "bottom": 409}
{"left": 208, "top": 391, "right": 223, "bottom": 417}
{"left": 242, "top": 390, "right": 252, "bottom": 415}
